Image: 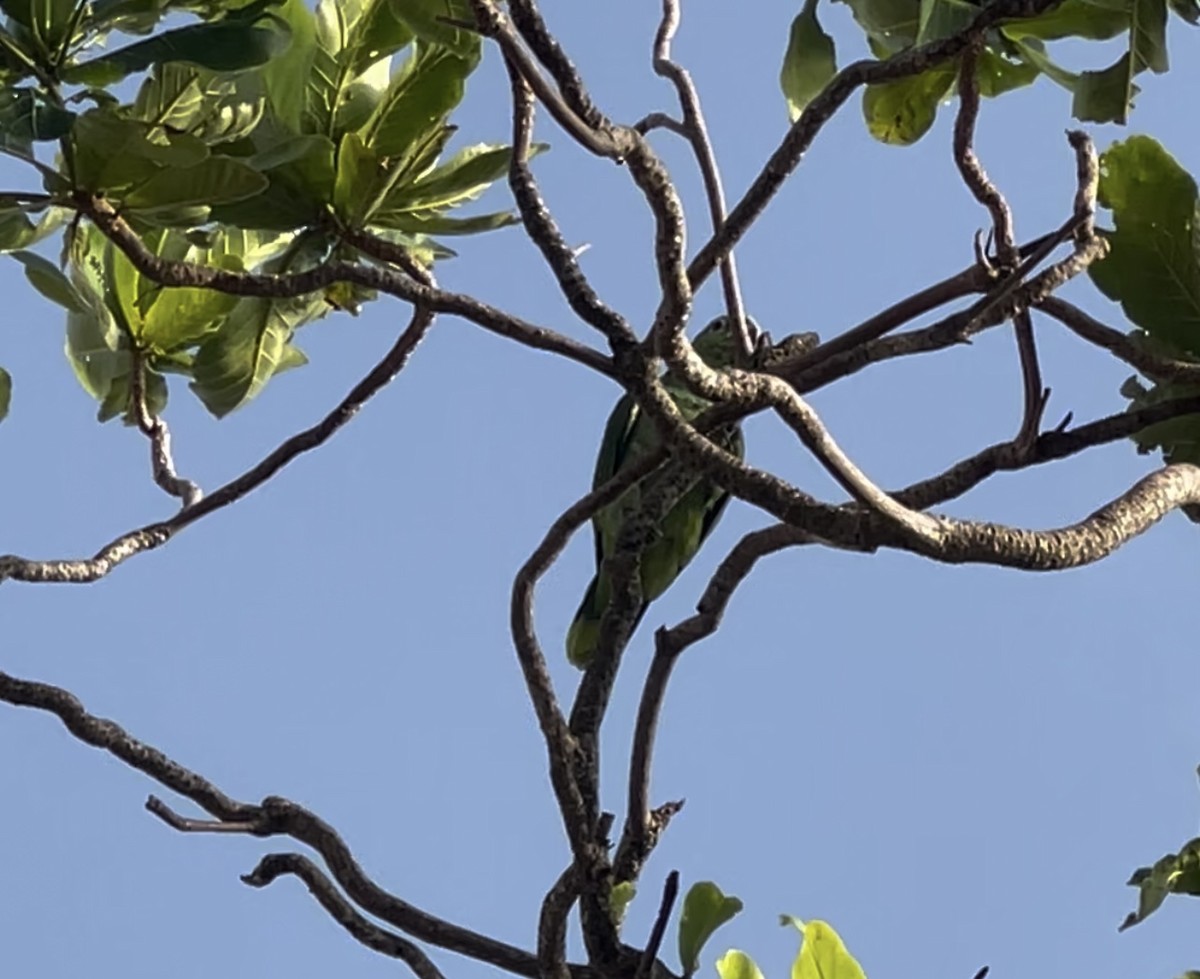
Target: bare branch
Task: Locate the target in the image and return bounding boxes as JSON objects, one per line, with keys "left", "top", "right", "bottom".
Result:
{"left": 772, "top": 227, "right": 1070, "bottom": 386}
{"left": 636, "top": 871, "right": 680, "bottom": 979}
{"left": 649, "top": 0, "right": 751, "bottom": 356}
{"left": 507, "top": 0, "right": 606, "bottom": 132}
{"left": 128, "top": 348, "right": 203, "bottom": 508}
{"left": 0, "top": 305, "right": 435, "bottom": 586}
{"left": 1038, "top": 296, "right": 1200, "bottom": 384}
{"left": 467, "top": 0, "right": 619, "bottom": 158}
{"left": 0, "top": 669, "right": 595, "bottom": 979}
{"left": 504, "top": 59, "right": 636, "bottom": 348}
{"left": 685, "top": 0, "right": 1065, "bottom": 290}
{"left": 244, "top": 853, "right": 448, "bottom": 979}
{"left": 1011, "top": 308, "right": 1050, "bottom": 456}
{"left": 952, "top": 40, "right": 1016, "bottom": 263}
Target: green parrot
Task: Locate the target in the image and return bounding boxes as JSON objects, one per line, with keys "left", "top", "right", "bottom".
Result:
{"left": 565, "top": 316, "right": 746, "bottom": 668}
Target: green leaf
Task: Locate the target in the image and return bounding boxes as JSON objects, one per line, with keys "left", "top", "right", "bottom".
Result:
{"left": 1069, "top": 0, "right": 1166, "bottom": 124}
{"left": 678, "top": 882, "right": 744, "bottom": 977}
{"left": 333, "top": 130, "right": 383, "bottom": 222}
{"left": 609, "top": 882, "right": 637, "bottom": 927}
{"left": 262, "top": 0, "right": 318, "bottom": 131}
{"left": 1170, "top": 0, "right": 1200, "bottom": 22}
{"left": 1000, "top": 0, "right": 1130, "bottom": 40}
{"left": 131, "top": 64, "right": 265, "bottom": 145}
{"left": 1121, "top": 838, "right": 1200, "bottom": 930}
{"left": 1006, "top": 36, "right": 1080, "bottom": 90}
{"left": 1090, "top": 135, "right": 1200, "bottom": 353}
{"left": 0, "top": 204, "right": 67, "bottom": 252}
{"left": 351, "top": 0, "right": 413, "bottom": 73}
{"left": 124, "top": 156, "right": 268, "bottom": 212}
{"left": 915, "top": 0, "right": 977, "bottom": 43}
{"left": 0, "top": 87, "right": 75, "bottom": 141}
{"left": 64, "top": 306, "right": 128, "bottom": 402}
{"left": 65, "top": 21, "right": 291, "bottom": 86}
{"left": 10, "top": 249, "right": 87, "bottom": 312}
{"left": 189, "top": 294, "right": 320, "bottom": 415}
{"left": 780, "top": 0, "right": 838, "bottom": 122}
{"left": 370, "top": 208, "right": 518, "bottom": 235}
{"left": 361, "top": 43, "right": 475, "bottom": 158}
{"left": 782, "top": 918, "right": 867, "bottom": 979}
{"left": 389, "top": 0, "right": 477, "bottom": 57}
{"left": 0, "top": 366, "right": 11, "bottom": 421}
{"left": 974, "top": 46, "right": 1040, "bottom": 97}
{"left": 861, "top": 66, "right": 954, "bottom": 145}
{"left": 834, "top": 0, "right": 919, "bottom": 53}
{"left": 715, "top": 951, "right": 765, "bottom": 979}
{"left": 71, "top": 108, "right": 209, "bottom": 193}
{"left": 96, "top": 365, "right": 168, "bottom": 423}
{"left": 382, "top": 141, "right": 543, "bottom": 213}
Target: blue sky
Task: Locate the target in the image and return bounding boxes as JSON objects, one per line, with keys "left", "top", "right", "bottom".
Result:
{"left": 3, "top": 3, "right": 1200, "bottom": 978}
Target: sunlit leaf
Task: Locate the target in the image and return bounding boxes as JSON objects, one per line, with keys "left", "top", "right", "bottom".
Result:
{"left": 782, "top": 917, "right": 867, "bottom": 979}
{"left": 10, "top": 249, "right": 87, "bottom": 311}
{"left": 382, "top": 142, "right": 544, "bottom": 214}
{"left": 361, "top": 42, "right": 475, "bottom": 158}
{"left": 715, "top": 951, "right": 764, "bottom": 979}
{"left": 678, "top": 882, "right": 743, "bottom": 977}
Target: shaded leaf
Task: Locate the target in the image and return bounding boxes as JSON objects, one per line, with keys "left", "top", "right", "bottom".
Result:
{"left": 189, "top": 294, "right": 320, "bottom": 415}
{"left": 780, "top": 0, "right": 838, "bottom": 121}
{"left": 389, "top": 0, "right": 477, "bottom": 57}
{"left": 370, "top": 208, "right": 517, "bottom": 235}
{"left": 861, "top": 65, "right": 954, "bottom": 145}
{"left": 1090, "top": 135, "right": 1200, "bottom": 353}
{"left": 10, "top": 248, "right": 87, "bottom": 311}
{"left": 261, "top": 0, "right": 318, "bottom": 131}
{"left": 124, "top": 155, "right": 268, "bottom": 211}
{"left": 1001, "top": 0, "right": 1130, "bottom": 40}
{"left": 678, "top": 882, "right": 743, "bottom": 977}
{"left": 0, "top": 366, "right": 10, "bottom": 421}
{"left": 974, "top": 46, "right": 1040, "bottom": 96}
{"left": 65, "top": 20, "right": 291, "bottom": 86}
{"left": 833, "top": 0, "right": 918, "bottom": 53}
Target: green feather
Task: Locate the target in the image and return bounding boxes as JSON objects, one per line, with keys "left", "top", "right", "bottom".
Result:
{"left": 566, "top": 317, "right": 746, "bottom": 668}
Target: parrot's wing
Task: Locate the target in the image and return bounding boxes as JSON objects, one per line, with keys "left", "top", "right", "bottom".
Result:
{"left": 696, "top": 425, "right": 744, "bottom": 550}
{"left": 591, "top": 392, "right": 641, "bottom": 566}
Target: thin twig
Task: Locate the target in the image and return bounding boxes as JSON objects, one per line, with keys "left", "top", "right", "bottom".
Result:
{"left": 1038, "top": 296, "right": 1200, "bottom": 383}
{"left": 128, "top": 348, "right": 203, "bottom": 508}
{"left": 636, "top": 871, "right": 680, "bottom": 979}
{"left": 685, "top": 0, "right": 1064, "bottom": 291}
{"left": 650, "top": 0, "right": 751, "bottom": 356}
{"left": 0, "top": 305, "right": 436, "bottom": 585}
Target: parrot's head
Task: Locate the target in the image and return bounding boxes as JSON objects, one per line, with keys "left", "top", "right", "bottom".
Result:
{"left": 690, "top": 315, "right": 763, "bottom": 369}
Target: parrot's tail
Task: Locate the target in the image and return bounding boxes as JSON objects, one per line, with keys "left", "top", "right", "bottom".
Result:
{"left": 565, "top": 575, "right": 648, "bottom": 669}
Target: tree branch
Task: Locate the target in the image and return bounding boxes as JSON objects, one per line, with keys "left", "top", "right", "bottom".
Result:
{"left": 0, "top": 669, "right": 597, "bottom": 979}
{"left": 0, "top": 305, "right": 436, "bottom": 585}
{"left": 685, "top": 0, "right": 1065, "bottom": 290}
{"left": 243, "top": 852, "right": 449, "bottom": 979}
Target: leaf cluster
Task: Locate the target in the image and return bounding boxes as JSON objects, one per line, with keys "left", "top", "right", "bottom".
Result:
{"left": 0, "top": 0, "right": 536, "bottom": 419}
